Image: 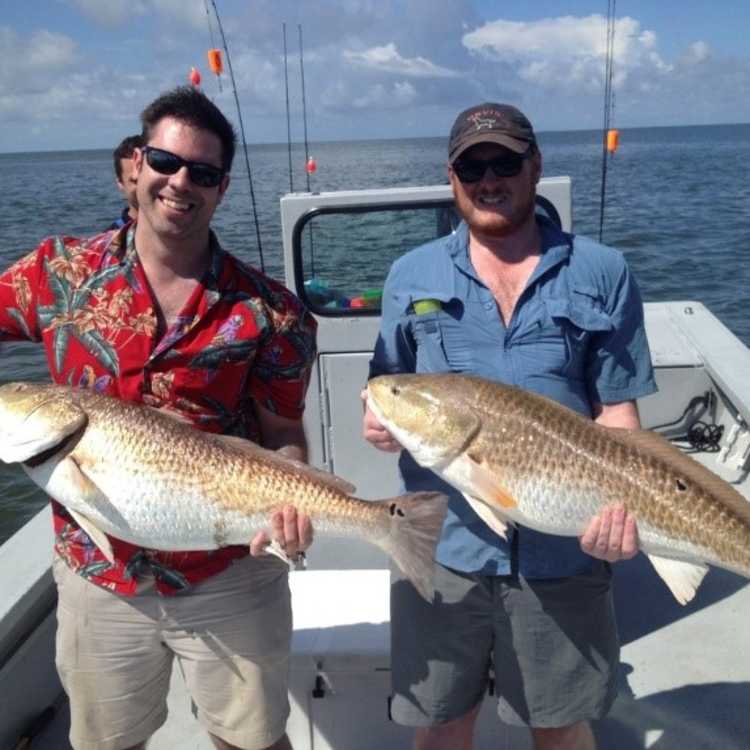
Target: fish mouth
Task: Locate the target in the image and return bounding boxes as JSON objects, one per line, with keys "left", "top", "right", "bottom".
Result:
{"left": 23, "top": 422, "right": 86, "bottom": 468}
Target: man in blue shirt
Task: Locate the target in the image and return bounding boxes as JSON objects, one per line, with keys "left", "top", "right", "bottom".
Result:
{"left": 363, "top": 103, "right": 657, "bottom": 750}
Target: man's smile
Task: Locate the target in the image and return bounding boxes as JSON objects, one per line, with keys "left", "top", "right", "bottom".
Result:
{"left": 159, "top": 195, "right": 194, "bottom": 213}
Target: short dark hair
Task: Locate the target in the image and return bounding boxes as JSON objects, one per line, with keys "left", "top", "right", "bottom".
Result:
{"left": 140, "top": 86, "right": 237, "bottom": 173}
{"left": 113, "top": 134, "right": 144, "bottom": 180}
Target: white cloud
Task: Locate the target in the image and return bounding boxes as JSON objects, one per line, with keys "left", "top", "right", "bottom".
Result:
{"left": 27, "top": 30, "right": 78, "bottom": 69}
{"left": 0, "top": 26, "right": 79, "bottom": 93}
{"left": 150, "top": 0, "right": 207, "bottom": 31}
{"left": 351, "top": 80, "right": 417, "bottom": 108}
{"left": 681, "top": 41, "right": 711, "bottom": 65}
{"left": 68, "top": 0, "right": 148, "bottom": 27}
{"left": 68, "top": 0, "right": 204, "bottom": 30}
{"left": 343, "top": 43, "right": 461, "bottom": 78}
{"left": 463, "top": 15, "right": 671, "bottom": 93}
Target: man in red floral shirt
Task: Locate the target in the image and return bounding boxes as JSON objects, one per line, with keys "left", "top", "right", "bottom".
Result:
{"left": 0, "top": 87, "right": 317, "bottom": 750}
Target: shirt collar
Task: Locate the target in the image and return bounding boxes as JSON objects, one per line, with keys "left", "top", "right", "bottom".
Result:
{"left": 450, "top": 213, "right": 573, "bottom": 281}
{"left": 107, "top": 222, "right": 225, "bottom": 277}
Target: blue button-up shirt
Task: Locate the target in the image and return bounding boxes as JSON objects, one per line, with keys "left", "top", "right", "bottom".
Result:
{"left": 369, "top": 217, "right": 657, "bottom": 578}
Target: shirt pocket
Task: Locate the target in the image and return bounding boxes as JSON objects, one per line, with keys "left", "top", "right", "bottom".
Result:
{"left": 543, "top": 295, "right": 614, "bottom": 380}
{"left": 411, "top": 306, "right": 472, "bottom": 373}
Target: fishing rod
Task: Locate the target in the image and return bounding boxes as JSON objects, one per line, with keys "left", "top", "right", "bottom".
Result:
{"left": 202, "top": 1, "right": 222, "bottom": 92}
{"left": 206, "top": 0, "right": 265, "bottom": 271}
{"left": 283, "top": 23, "right": 294, "bottom": 193}
{"left": 598, "top": 0, "right": 617, "bottom": 243}
{"left": 282, "top": 22, "right": 317, "bottom": 277}
{"left": 299, "top": 24, "right": 316, "bottom": 277}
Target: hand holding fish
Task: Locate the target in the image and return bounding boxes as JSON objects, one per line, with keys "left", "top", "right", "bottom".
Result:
{"left": 361, "top": 389, "right": 402, "bottom": 452}
{"left": 250, "top": 504, "right": 314, "bottom": 560}
{"left": 579, "top": 504, "right": 639, "bottom": 563}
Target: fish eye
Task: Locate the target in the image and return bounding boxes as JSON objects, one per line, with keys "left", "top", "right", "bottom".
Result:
{"left": 390, "top": 386, "right": 400, "bottom": 395}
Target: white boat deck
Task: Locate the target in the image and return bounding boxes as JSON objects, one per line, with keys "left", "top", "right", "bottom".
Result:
{"left": 16, "top": 562, "right": 750, "bottom": 750}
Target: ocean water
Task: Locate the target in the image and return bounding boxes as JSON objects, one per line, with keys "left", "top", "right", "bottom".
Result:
{"left": 1, "top": 124, "right": 749, "bottom": 542}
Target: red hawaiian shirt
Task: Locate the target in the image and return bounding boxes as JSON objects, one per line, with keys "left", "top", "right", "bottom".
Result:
{"left": 0, "top": 223, "right": 317, "bottom": 595}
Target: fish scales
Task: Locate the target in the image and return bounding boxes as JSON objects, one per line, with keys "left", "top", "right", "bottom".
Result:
{"left": 72, "top": 389, "right": 389, "bottom": 538}
{"left": 367, "top": 372, "right": 750, "bottom": 603}
{"left": 459, "top": 376, "right": 750, "bottom": 571}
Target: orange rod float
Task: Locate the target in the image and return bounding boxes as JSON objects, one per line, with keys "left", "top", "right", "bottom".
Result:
{"left": 207, "top": 48, "right": 224, "bottom": 76}
{"left": 188, "top": 67, "right": 202, "bottom": 87}
{"left": 606, "top": 128, "right": 619, "bottom": 153}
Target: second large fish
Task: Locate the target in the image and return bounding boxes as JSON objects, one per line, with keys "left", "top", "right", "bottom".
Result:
{"left": 0, "top": 381, "right": 447, "bottom": 599}
{"left": 367, "top": 372, "right": 750, "bottom": 604}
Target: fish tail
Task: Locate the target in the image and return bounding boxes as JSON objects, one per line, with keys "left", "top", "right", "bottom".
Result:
{"left": 376, "top": 491, "right": 448, "bottom": 601}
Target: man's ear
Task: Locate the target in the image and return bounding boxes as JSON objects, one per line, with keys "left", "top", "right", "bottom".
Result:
{"left": 531, "top": 150, "right": 543, "bottom": 184}
{"left": 217, "top": 172, "right": 231, "bottom": 202}
{"left": 131, "top": 148, "right": 144, "bottom": 177}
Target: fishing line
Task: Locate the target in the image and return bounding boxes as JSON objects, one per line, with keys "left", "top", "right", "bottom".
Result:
{"left": 208, "top": 0, "right": 265, "bottom": 271}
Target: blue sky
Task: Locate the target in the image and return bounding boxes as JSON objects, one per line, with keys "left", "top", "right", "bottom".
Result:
{"left": 2, "top": 0, "right": 750, "bottom": 152}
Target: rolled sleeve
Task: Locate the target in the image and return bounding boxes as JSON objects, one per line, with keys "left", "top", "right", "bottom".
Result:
{"left": 369, "top": 266, "right": 416, "bottom": 378}
{"left": 0, "top": 246, "right": 46, "bottom": 342}
{"left": 586, "top": 262, "right": 656, "bottom": 404}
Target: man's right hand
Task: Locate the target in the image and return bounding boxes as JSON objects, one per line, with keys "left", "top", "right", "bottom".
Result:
{"left": 360, "top": 389, "right": 402, "bottom": 453}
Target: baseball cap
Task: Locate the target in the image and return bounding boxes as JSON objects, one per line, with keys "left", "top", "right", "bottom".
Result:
{"left": 448, "top": 103, "right": 536, "bottom": 164}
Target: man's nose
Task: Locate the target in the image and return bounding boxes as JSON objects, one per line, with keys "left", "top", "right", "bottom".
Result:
{"left": 168, "top": 166, "right": 192, "bottom": 189}
{"left": 478, "top": 165, "right": 501, "bottom": 183}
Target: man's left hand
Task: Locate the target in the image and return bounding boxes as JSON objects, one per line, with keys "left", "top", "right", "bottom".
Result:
{"left": 579, "top": 504, "right": 639, "bottom": 562}
{"left": 250, "top": 504, "right": 314, "bottom": 560}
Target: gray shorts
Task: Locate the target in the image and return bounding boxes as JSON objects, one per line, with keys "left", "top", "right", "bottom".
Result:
{"left": 53, "top": 554, "right": 292, "bottom": 750}
{"left": 390, "top": 560, "right": 619, "bottom": 729}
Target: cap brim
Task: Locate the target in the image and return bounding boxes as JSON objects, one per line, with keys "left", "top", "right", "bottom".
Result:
{"left": 449, "top": 132, "right": 532, "bottom": 163}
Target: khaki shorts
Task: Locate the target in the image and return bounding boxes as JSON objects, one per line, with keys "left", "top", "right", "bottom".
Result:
{"left": 390, "top": 560, "right": 619, "bottom": 729}
{"left": 53, "top": 554, "right": 292, "bottom": 750}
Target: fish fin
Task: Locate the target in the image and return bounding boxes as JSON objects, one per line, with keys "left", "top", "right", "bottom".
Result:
{"left": 463, "top": 454, "right": 518, "bottom": 510}
{"left": 67, "top": 509, "right": 115, "bottom": 563}
{"left": 462, "top": 493, "right": 512, "bottom": 541}
{"left": 146, "top": 405, "right": 194, "bottom": 425}
{"left": 646, "top": 553, "right": 709, "bottom": 605}
{"left": 263, "top": 538, "right": 292, "bottom": 565}
{"left": 214, "top": 434, "right": 357, "bottom": 495}
{"left": 376, "top": 491, "right": 449, "bottom": 601}
{"left": 606, "top": 427, "right": 750, "bottom": 524}
{"left": 54, "top": 457, "right": 116, "bottom": 562}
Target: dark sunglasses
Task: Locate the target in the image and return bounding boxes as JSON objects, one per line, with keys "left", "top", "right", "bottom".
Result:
{"left": 452, "top": 150, "right": 530, "bottom": 183}
{"left": 141, "top": 146, "right": 225, "bottom": 188}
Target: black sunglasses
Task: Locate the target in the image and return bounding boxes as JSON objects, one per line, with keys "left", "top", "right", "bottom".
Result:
{"left": 452, "top": 150, "right": 530, "bottom": 183}
{"left": 141, "top": 146, "right": 225, "bottom": 188}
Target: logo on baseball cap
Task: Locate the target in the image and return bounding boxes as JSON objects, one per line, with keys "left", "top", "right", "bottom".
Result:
{"left": 448, "top": 103, "right": 536, "bottom": 164}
